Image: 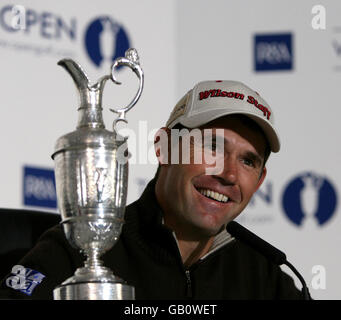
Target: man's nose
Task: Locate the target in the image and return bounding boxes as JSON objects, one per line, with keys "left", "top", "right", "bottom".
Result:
{"left": 215, "top": 156, "right": 238, "bottom": 185}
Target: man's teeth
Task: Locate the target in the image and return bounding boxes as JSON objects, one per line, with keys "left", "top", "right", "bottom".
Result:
{"left": 198, "top": 189, "right": 229, "bottom": 203}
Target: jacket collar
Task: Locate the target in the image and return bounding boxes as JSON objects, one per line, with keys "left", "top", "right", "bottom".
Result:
{"left": 131, "top": 177, "right": 235, "bottom": 262}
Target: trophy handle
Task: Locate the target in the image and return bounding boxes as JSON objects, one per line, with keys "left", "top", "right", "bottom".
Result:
{"left": 109, "top": 48, "right": 144, "bottom": 129}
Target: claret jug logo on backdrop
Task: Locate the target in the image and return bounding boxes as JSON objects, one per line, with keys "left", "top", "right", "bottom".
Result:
{"left": 84, "top": 16, "right": 130, "bottom": 68}
{"left": 282, "top": 172, "right": 338, "bottom": 227}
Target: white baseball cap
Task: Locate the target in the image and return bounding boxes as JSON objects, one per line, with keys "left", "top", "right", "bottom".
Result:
{"left": 166, "top": 80, "right": 280, "bottom": 152}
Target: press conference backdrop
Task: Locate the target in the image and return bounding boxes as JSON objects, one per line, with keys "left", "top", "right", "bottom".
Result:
{"left": 0, "top": 0, "right": 339, "bottom": 299}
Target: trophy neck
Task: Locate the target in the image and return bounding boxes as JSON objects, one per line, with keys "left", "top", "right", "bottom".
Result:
{"left": 77, "top": 88, "right": 105, "bottom": 129}
{"left": 57, "top": 58, "right": 108, "bottom": 130}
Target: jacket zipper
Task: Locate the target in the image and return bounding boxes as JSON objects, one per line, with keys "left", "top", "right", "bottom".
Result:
{"left": 183, "top": 241, "right": 235, "bottom": 299}
{"left": 185, "top": 269, "right": 192, "bottom": 298}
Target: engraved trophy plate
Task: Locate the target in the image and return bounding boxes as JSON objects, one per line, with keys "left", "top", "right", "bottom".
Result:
{"left": 52, "top": 48, "right": 143, "bottom": 300}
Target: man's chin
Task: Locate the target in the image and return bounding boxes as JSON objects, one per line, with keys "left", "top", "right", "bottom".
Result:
{"left": 191, "top": 222, "right": 226, "bottom": 239}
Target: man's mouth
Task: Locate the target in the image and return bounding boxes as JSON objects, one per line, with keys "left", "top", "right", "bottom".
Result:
{"left": 197, "top": 188, "right": 230, "bottom": 203}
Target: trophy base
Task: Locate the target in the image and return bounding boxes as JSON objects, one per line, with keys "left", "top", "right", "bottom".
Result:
{"left": 53, "top": 266, "right": 135, "bottom": 300}
{"left": 53, "top": 281, "right": 135, "bottom": 300}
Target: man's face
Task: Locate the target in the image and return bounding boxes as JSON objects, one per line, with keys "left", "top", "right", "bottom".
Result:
{"left": 155, "top": 116, "right": 268, "bottom": 240}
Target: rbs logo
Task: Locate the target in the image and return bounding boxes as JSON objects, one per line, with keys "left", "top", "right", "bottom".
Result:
{"left": 23, "top": 166, "right": 57, "bottom": 209}
{"left": 254, "top": 33, "right": 293, "bottom": 71}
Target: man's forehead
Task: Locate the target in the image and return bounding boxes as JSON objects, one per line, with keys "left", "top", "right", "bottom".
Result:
{"left": 199, "top": 114, "right": 252, "bottom": 129}
{"left": 171, "top": 114, "right": 267, "bottom": 146}
{"left": 196, "top": 115, "right": 268, "bottom": 155}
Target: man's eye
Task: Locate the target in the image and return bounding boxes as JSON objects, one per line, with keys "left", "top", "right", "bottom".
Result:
{"left": 243, "top": 158, "right": 255, "bottom": 167}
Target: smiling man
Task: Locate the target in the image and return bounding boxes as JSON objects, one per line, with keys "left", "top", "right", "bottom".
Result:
{"left": 0, "top": 80, "right": 304, "bottom": 300}
{"left": 154, "top": 81, "right": 273, "bottom": 266}
{"left": 150, "top": 80, "right": 302, "bottom": 297}
{"left": 155, "top": 117, "right": 268, "bottom": 267}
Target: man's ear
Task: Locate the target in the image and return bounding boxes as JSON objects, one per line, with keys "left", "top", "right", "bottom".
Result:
{"left": 154, "top": 127, "right": 171, "bottom": 165}
{"left": 255, "top": 166, "right": 267, "bottom": 191}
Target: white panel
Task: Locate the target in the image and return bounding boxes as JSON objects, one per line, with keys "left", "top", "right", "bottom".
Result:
{"left": 0, "top": 0, "right": 339, "bottom": 300}
{"left": 177, "top": 0, "right": 340, "bottom": 299}
{"left": 0, "top": 0, "right": 177, "bottom": 209}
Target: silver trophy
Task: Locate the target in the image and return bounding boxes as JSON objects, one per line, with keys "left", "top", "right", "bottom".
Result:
{"left": 51, "top": 48, "right": 143, "bottom": 300}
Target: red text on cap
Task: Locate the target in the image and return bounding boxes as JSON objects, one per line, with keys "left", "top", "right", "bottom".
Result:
{"left": 198, "top": 89, "right": 271, "bottom": 120}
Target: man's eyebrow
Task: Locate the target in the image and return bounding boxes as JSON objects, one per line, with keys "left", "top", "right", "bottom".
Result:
{"left": 202, "top": 131, "right": 264, "bottom": 164}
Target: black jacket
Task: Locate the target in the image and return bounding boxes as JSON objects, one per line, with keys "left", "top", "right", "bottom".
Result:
{"left": 0, "top": 179, "right": 303, "bottom": 300}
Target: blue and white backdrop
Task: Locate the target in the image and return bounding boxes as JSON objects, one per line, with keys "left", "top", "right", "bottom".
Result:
{"left": 0, "top": 0, "right": 339, "bottom": 299}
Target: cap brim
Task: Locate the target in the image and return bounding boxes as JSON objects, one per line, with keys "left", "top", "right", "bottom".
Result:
{"left": 176, "top": 110, "right": 280, "bottom": 153}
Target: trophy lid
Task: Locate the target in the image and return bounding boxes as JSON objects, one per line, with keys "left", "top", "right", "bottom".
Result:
{"left": 52, "top": 127, "right": 127, "bottom": 159}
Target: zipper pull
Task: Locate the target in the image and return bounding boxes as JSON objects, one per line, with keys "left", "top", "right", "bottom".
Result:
{"left": 185, "top": 270, "right": 192, "bottom": 298}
